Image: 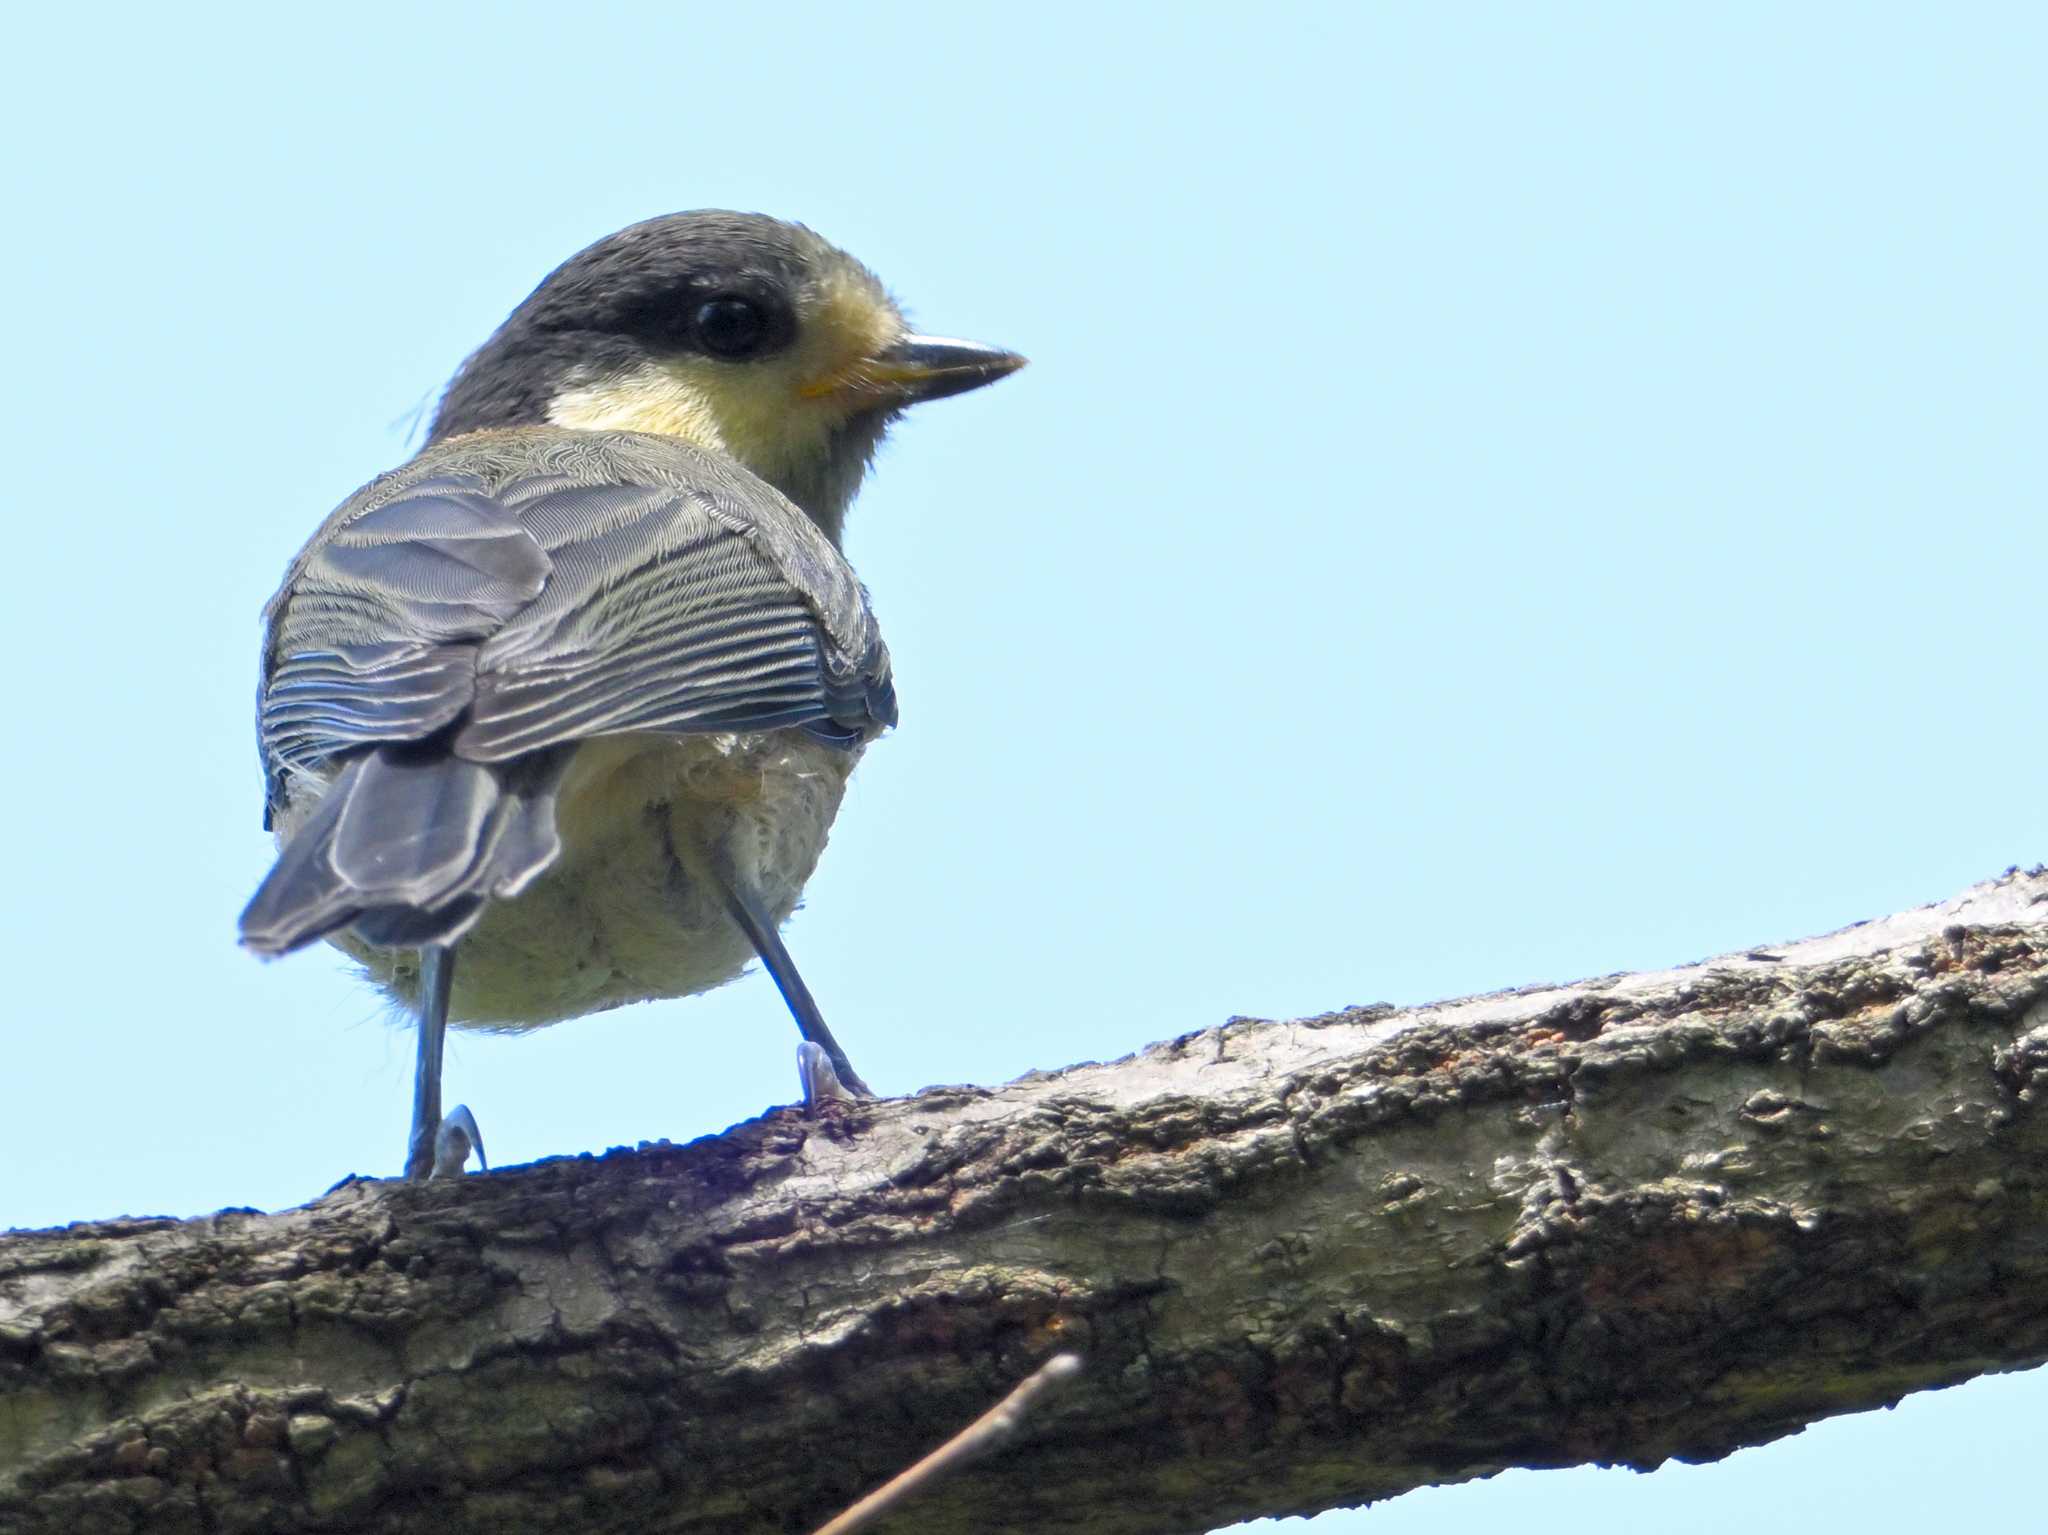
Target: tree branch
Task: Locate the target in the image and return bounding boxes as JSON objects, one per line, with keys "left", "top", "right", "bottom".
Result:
{"left": 5, "top": 870, "right": 2047, "bottom": 1535}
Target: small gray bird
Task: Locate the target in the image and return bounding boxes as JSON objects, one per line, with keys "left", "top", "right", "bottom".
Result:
{"left": 240, "top": 212, "right": 1023, "bottom": 1180}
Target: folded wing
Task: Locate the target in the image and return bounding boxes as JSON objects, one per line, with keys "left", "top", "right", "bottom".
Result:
{"left": 245, "top": 452, "right": 895, "bottom": 955}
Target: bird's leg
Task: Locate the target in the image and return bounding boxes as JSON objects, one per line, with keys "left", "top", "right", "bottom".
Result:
{"left": 403, "top": 945, "right": 485, "bottom": 1180}
{"left": 717, "top": 878, "right": 875, "bottom": 1098}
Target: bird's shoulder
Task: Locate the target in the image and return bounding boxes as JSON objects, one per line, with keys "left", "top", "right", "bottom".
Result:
{"left": 264, "top": 427, "right": 874, "bottom": 655}
{"left": 277, "top": 427, "right": 832, "bottom": 587}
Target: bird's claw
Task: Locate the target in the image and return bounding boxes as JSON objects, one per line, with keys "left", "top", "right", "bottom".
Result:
{"left": 797, "top": 1041, "right": 859, "bottom": 1110}
{"left": 432, "top": 1103, "right": 488, "bottom": 1177}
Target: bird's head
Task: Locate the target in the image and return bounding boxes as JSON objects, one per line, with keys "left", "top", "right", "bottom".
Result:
{"left": 428, "top": 211, "right": 1024, "bottom": 538}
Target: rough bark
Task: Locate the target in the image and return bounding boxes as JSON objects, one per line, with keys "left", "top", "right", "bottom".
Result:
{"left": 5, "top": 870, "right": 2048, "bottom": 1535}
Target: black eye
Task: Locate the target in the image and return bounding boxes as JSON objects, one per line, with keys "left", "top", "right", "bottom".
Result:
{"left": 692, "top": 297, "right": 769, "bottom": 358}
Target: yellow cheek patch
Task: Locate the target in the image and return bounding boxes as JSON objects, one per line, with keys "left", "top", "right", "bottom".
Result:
{"left": 793, "top": 268, "right": 902, "bottom": 401}
{"left": 544, "top": 266, "right": 900, "bottom": 479}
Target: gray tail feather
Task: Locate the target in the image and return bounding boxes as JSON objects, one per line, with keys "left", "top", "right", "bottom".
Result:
{"left": 240, "top": 747, "right": 564, "bottom": 956}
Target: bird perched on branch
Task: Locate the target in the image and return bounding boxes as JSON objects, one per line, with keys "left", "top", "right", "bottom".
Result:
{"left": 240, "top": 212, "right": 1024, "bottom": 1180}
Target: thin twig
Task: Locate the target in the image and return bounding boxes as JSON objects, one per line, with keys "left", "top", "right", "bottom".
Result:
{"left": 808, "top": 1353, "right": 1085, "bottom": 1535}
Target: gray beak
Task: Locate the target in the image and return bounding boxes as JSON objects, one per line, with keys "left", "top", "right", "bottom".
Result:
{"left": 867, "top": 334, "right": 1028, "bottom": 404}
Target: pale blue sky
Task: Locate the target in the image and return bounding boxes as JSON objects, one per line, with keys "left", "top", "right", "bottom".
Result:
{"left": 1, "top": 4, "right": 2041, "bottom": 1531}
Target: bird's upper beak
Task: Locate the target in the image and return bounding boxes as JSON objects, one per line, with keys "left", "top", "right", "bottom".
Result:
{"left": 804, "top": 334, "right": 1026, "bottom": 404}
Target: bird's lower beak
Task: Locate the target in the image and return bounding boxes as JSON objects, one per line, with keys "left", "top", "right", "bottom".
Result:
{"left": 810, "top": 334, "right": 1026, "bottom": 405}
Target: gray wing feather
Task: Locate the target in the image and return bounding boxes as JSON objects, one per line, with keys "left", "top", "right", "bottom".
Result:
{"left": 457, "top": 482, "right": 841, "bottom": 756}
{"left": 259, "top": 461, "right": 893, "bottom": 797}
{"left": 328, "top": 752, "right": 498, "bottom": 905}
{"left": 259, "top": 477, "right": 553, "bottom": 778}
{"left": 241, "top": 745, "right": 566, "bottom": 955}
{"left": 313, "top": 478, "right": 552, "bottom": 629}
{"left": 262, "top": 642, "right": 476, "bottom": 773}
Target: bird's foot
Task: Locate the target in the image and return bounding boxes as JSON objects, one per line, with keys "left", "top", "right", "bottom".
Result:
{"left": 405, "top": 1104, "right": 489, "bottom": 1181}
{"left": 797, "top": 1041, "right": 871, "bottom": 1111}
{"left": 433, "top": 1104, "right": 488, "bottom": 1177}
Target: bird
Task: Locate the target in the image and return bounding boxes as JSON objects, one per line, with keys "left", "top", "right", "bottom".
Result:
{"left": 239, "top": 211, "right": 1024, "bottom": 1181}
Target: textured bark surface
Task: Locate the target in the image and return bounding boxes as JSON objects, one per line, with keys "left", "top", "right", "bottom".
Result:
{"left": 5, "top": 870, "right": 2048, "bottom": 1535}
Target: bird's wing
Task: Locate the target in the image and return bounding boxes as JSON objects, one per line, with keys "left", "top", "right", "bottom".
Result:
{"left": 259, "top": 465, "right": 895, "bottom": 805}
{"left": 458, "top": 470, "right": 893, "bottom": 760}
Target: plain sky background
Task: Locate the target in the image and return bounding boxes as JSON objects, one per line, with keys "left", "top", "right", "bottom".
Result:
{"left": 2, "top": 4, "right": 2041, "bottom": 1531}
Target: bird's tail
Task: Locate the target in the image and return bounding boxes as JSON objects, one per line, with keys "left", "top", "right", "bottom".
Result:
{"left": 240, "top": 746, "right": 565, "bottom": 956}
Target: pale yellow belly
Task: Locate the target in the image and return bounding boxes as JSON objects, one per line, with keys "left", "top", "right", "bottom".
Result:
{"left": 327, "top": 731, "right": 858, "bottom": 1031}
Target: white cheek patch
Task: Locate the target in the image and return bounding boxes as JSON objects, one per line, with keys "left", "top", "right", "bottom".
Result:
{"left": 547, "top": 367, "right": 730, "bottom": 455}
